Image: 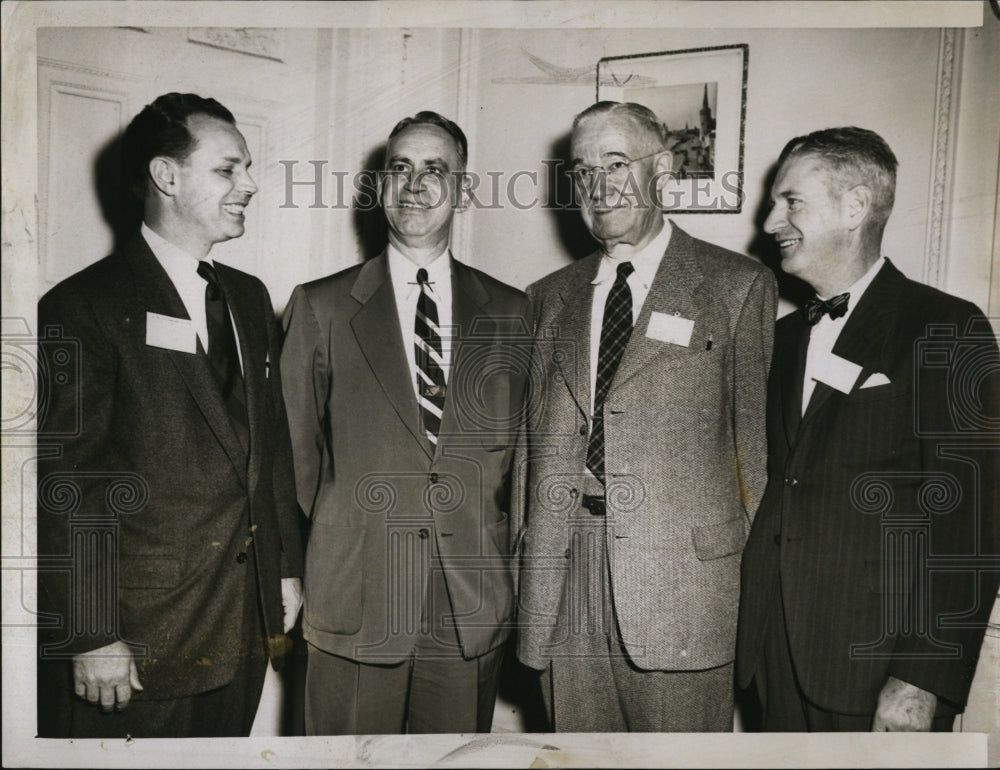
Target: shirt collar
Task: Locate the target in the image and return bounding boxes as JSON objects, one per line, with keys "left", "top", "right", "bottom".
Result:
{"left": 824, "top": 255, "right": 886, "bottom": 306}
{"left": 591, "top": 218, "right": 672, "bottom": 290}
{"left": 142, "top": 222, "right": 211, "bottom": 271}
{"left": 387, "top": 243, "right": 451, "bottom": 296}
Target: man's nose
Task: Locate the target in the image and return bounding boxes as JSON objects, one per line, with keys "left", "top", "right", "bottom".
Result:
{"left": 238, "top": 168, "right": 258, "bottom": 196}
{"left": 763, "top": 204, "right": 783, "bottom": 234}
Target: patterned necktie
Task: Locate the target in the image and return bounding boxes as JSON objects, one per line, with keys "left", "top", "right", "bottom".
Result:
{"left": 586, "top": 261, "right": 635, "bottom": 483}
{"left": 197, "top": 260, "right": 249, "bottom": 453}
{"left": 803, "top": 292, "right": 850, "bottom": 326}
{"left": 415, "top": 268, "right": 446, "bottom": 448}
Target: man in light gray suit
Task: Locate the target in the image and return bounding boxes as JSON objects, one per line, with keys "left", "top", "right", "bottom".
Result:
{"left": 515, "top": 101, "right": 777, "bottom": 731}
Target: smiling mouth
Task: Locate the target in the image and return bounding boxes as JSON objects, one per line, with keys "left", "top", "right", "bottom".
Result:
{"left": 777, "top": 237, "right": 801, "bottom": 249}
{"left": 223, "top": 203, "right": 247, "bottom": 217}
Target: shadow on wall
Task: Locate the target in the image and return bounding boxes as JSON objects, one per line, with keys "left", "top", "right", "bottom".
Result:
{"left": 354, "top": 142, "right": 389, "bottom": 262}
{"left": 94, "top": 131, "right": 143, "bottom": 253}
{"left": 547, "top": 131, "right": 599, "bottom": 263}
{"left": 745, "top": 161, "right": 813, "bottom": 307}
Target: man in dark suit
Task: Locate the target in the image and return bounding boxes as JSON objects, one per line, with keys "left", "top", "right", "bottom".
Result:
{"left": 737, "top": 126, "right": 1000, "bottom": 731}
{"left": 280, "top": 111, "right": 529, "bottom": 734}
{"left": 36, "top": 93, "right": 304, "bottom": 738}
{"left": 515, "top": 101, "right": 776, "bottom": 731}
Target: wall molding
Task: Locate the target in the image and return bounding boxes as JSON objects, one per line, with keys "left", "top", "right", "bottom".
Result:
{"left": 923, "top": 28, "right": 963, "bottom": 289}
{"left": 37, "top": 56, "right": 142, "bottom": 84}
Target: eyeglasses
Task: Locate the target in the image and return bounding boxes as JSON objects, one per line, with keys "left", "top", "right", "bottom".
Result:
{"left": 570, "top": 150, "right": 664, "bottom": 185}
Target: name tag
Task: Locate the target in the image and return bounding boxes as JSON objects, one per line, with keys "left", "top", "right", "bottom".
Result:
{"left": 645, "top": 311, "right": 694, "bottom": 348}
{"left": 145, "top": 312, "right": 197, "bottom": 354}
{"left": 812, "top": 351, "right": 863, "bottom": 394}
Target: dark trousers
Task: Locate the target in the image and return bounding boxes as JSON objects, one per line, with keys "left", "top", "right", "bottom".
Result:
{"left": 754, "top": 587, "right": 954, "bottom": 732}
{"left": 541, "top": 478, "right": 734, "bottom": 732}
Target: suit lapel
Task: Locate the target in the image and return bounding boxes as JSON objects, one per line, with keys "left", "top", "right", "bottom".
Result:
{"left": 551, "top": 256, "right": 600, "bottom": 419}
{"left": 436, "top": 259, "right": 492, "bottom": 454}
{"left": 349, "top": 253, "right": 429, "bottom": 457}
{"left": 611, "top": 225, "right": 704, "bottom": 395}
{"left": 215, "top": 262, "right": 265, "bottom": 494}
{"left": 779, "top": 313, "right": 810, "bottom": 444}
{"left": 800, "top": 261, "right": 898, "bottom": 424}
{"left": 124, "top": 235, "right": 249, "bottom": 487}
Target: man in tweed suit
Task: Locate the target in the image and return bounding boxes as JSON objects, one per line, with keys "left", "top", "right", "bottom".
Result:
{"left": 514, "top": 101, "right": 777, "bottom": 731}
{"left": 737, "top": 127, "right": 1000, "bottom": 731}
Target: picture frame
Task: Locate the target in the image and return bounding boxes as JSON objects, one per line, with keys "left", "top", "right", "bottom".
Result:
{"left": 597, "top": 44, "right": 748, "bottom": 213}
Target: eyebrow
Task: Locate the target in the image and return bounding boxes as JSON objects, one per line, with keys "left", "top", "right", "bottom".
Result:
{"left": 221, "top": 155, "right": 250, "bottom": 166}
{"left": 571, "top": 150, "right": 630, "bottom": 166}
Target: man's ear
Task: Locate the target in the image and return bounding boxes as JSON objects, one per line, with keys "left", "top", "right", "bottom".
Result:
{"left": 843, "top": 184, "right": 872, "bottom": 232}
{"left": 148, "top": 157, "right": 177, "bottom": 197}
{"left": 654, "top": 150, "right": 674, "bottom": 191}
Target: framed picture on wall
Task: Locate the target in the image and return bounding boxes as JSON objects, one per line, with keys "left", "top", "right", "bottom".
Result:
{"left": 597, "top": 44, "right": 748, "bottom": 213}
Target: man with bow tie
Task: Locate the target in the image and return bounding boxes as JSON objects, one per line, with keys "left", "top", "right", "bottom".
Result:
{"left": 280, "top": 111, "right": 529, "bottom": 734}
{"left": 737, "top": 126, "right": 1000, "bottom": 731}
{"left": 36, "top": 93, "right": 304, "bottom": 737}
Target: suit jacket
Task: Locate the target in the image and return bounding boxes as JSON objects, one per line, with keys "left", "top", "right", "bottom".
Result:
{"left": 515, "top": 223, "right": 777, "bottom": 671}
{"left": 280, "top": 253, "right": 530, "bottom": 663}
{"left": 737, "top": 259, "right": 1000, "bottom": 714}
{"left": 36, "top": 234, "right": 304, "bottom": 701}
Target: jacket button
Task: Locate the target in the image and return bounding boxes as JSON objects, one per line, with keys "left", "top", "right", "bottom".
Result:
{"left": 429, "top": 473, "right": 439, "bottom": 484}
{"left": 579, "top": 425, "right": 587, "bottom": 435}
{"left": 236, "top": 552, "right": 248, "bottom": 564}
{"left": 569, "top": 488, "right": 579, "bottom": 498}
{"left": 564, "top": 548, "right": 571, "bottom": 558}
{"left": 785, "top": 476, "right": 799, "bottom": 487}
{"left": 773, "top": 534, "right": 782, "bottom": 546}
{"left": 418, "top": 528, "right": 430, "bottom": 540}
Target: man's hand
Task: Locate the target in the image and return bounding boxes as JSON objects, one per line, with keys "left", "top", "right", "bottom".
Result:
{"left": 72, "top": 641, "right": 143, "bottom": 713}
{"left": 281, "top": 577, "right": 303, "bottom": 633}
{"left": 872, "top": 676, "right": 936, "bottom": 731}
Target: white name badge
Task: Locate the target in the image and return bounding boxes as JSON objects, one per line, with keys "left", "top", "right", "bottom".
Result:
{"left": 646, "top": 311, "right": 694, "bottom": 348}
{"left": 145, "top": 312, "right": 197, "bottom": 354}
{"left": 812, "top": 350, "right": 863, "bottom": 394}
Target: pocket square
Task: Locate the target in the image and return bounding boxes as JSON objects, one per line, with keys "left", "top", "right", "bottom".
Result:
{"left": 860, "top": 372, "right": 891, "bottom": 389}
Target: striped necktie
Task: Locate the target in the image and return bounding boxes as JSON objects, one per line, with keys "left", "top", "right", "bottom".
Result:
{"left": 197, "top": 260, "right": 249, "bottom": 454}
{"left": 414, "top": 267, "right": 446, "bottom": 448}
{"left": 586, "top": 261, "right": 635, "bottom": 484}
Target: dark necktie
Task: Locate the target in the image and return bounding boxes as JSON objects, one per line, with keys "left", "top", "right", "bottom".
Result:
{"left": 803, "top": 292, "right": 850, "bottom": 326}
{"left": 415, "top": 268, "right": 446, "bottom": 449}
{"left": 197, "top": 260, "right": 249, "bottom": 453}
{"left": 586, "top": 261, "right": 635, "bottom": 484}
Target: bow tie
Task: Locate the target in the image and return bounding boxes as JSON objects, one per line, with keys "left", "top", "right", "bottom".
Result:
{"left": 803, "top": 292, "right": 850, "bottom": 325}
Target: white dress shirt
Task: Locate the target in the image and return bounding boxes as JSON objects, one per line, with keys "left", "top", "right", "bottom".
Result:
{"left": 387, "top": 244, "right": 454, "bottom": 398}
{"left": 141, "top": 222, "right": 243, "bottom": 372}
{"left": 589, "top": 218, "right": 672, "bottom": 409}
{"left": 802, "top": 256, "right": 886, "bottom": 414}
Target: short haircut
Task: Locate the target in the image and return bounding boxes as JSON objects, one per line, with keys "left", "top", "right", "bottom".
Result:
{"left": 387, "top": 111, "right": 468, "bottom": 166}
{"left": 122, "top": 92, "right": 236, "bottom": 199}
{"left": 778, "top": 126, "right": 899, "bottom": 229}
{"left": 572, "top": 101, "right": 667, "bottom": 152}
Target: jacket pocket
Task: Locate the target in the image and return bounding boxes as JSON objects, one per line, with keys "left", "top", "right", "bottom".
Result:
{"left": 119, "top": 555, "right": 182, "bottom": 589}
{"left": 692, "top": 516, "right": 749, "bottom": 561}
{"left": 304, "top": 524, "right": 365, "bottom": 634}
